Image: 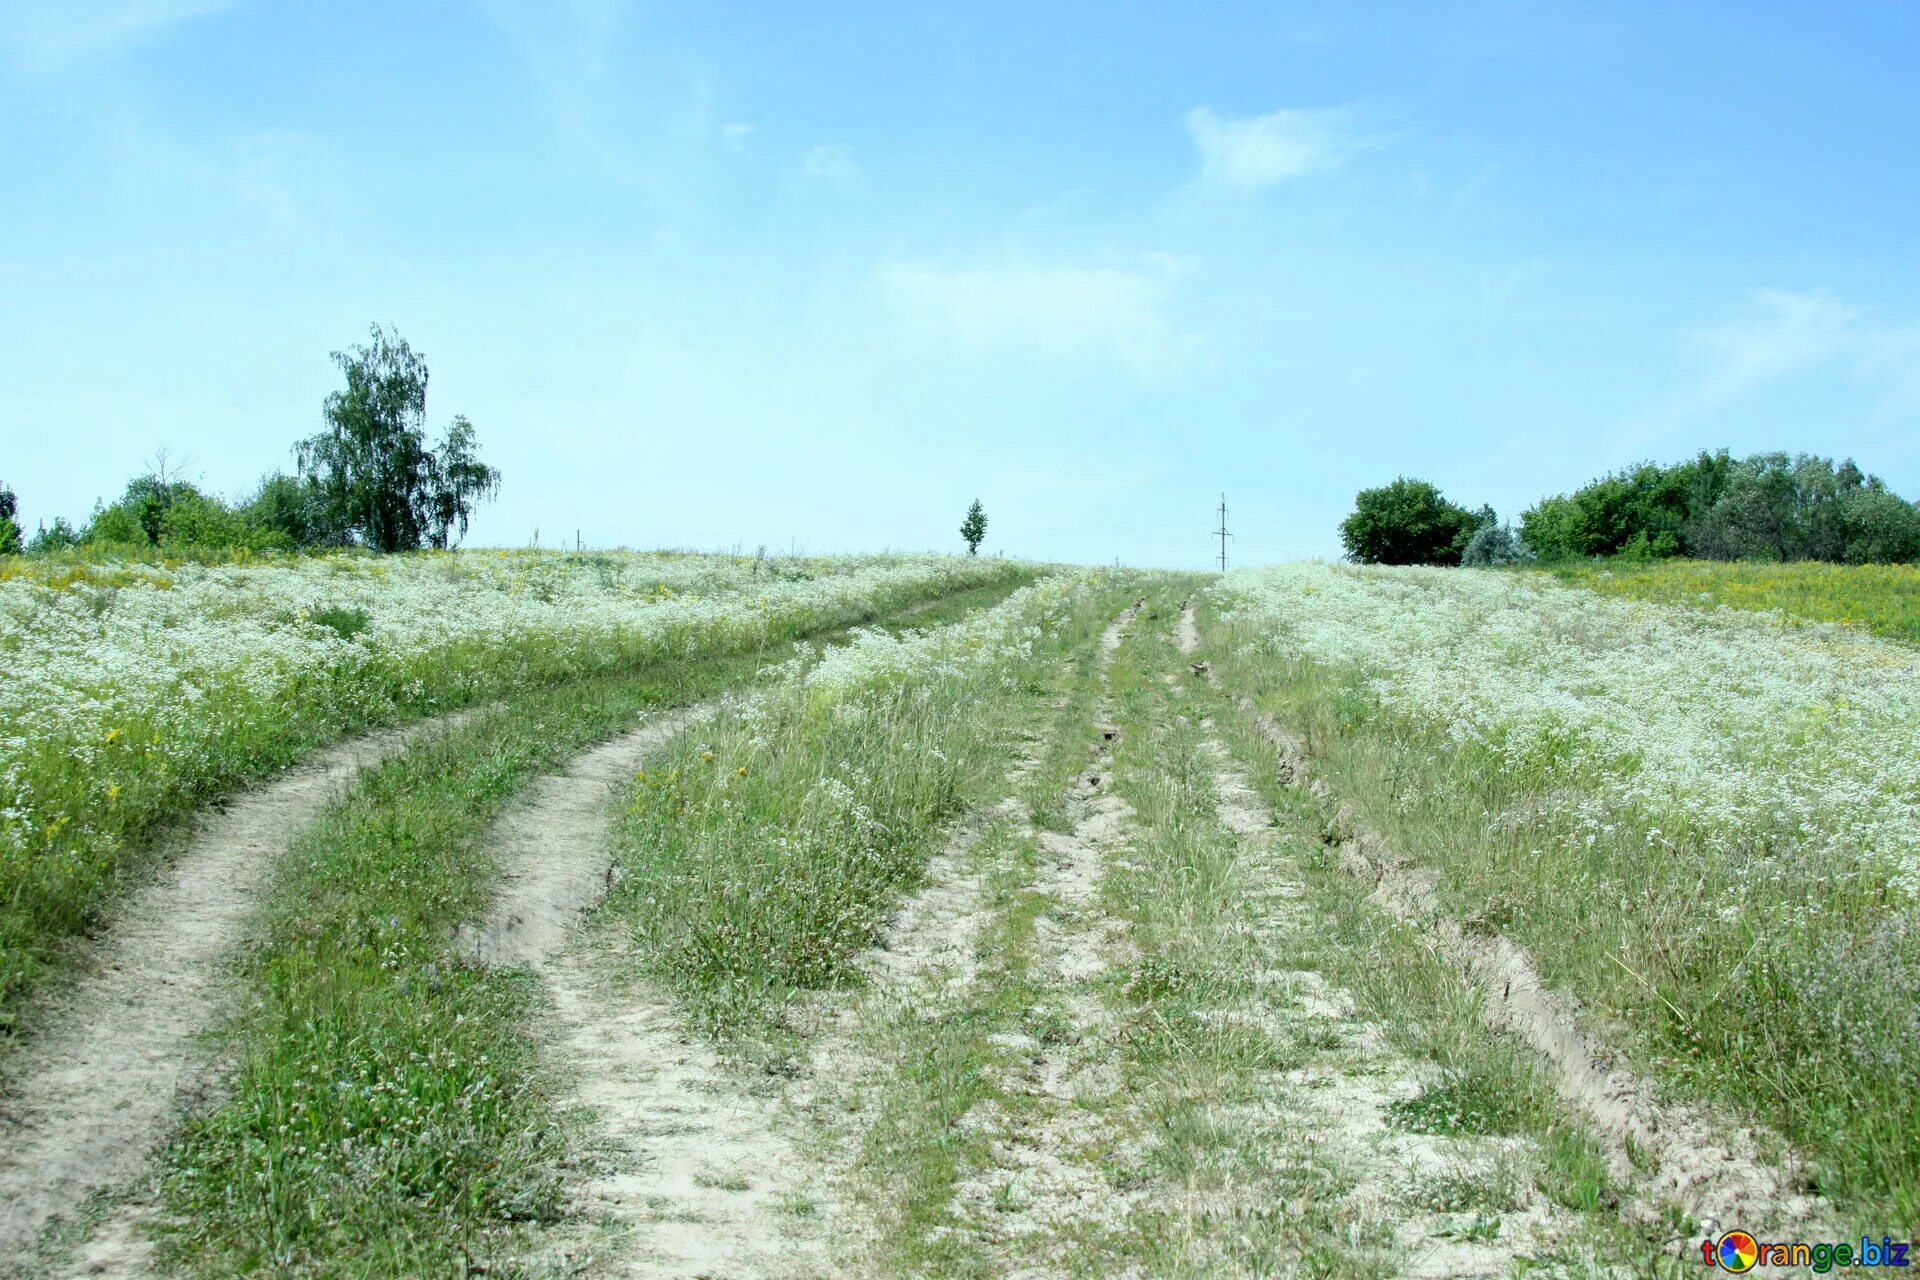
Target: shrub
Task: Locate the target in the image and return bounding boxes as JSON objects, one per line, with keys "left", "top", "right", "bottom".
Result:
{"left": 26, "top": 518, "right": 79, "bottom": 554}
{"left": 1523, "top": 450, "right": 1919, "bottom": 564}
{"left": 1460, "top": 522, "right": 1533, "bottom": 566}
{"left": 0, "top": 483, "right": 19, "bottom": 555}
{"left": 1339, "top": 478, "right": 1480, "bottom": 566}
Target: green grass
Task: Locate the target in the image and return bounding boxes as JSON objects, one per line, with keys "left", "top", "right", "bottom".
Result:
{"left": 1197, "top": 591, "right": 1919, "bottom": 1231}
{"left": 0, "top": 557, "right": 1034, "bottom": 1047}
{"left": 1541, "top": 558, "right": 1920, "bottom": 645}
{"left": 599, "top": 576, "right": 1135, "bottom": 1044}
{"left": 148, "top": 579, "right": 1035, "bottom": 1278}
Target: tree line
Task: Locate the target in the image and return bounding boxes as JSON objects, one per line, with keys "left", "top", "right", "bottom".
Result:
{"left": 1341, "top": 450, "right": 1920, "bottom": 567}
{"left": 1, "top": 325, "right": 499, "bottom": 558}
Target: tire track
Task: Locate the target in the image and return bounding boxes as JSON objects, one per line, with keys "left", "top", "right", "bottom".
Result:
{"left": 775, "top": 604, "right": 1138, "bottom": 1274}
{"left": 1185, "top": 702, "right": 1598, "bottom": 1275}
{"left": 936, "top": 603, "right": 1146, "bottom": 1269}
{"left": 458, "top": 706, "right": 712, "bottom": 969}
{"left": 465, "top": 698, "right": 831, "bottom": 1278}
{"left": 0, "top": 714, "right": 470, "bottom": 1264}
{"left": 1177, "top": 600, "right": 1831, "bottom": 1239}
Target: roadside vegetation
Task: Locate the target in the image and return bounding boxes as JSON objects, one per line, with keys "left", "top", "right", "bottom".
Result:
{"left": 0, "top": 550, "right": 1026, "bottom": 1037}
{"left": 1544, "top": 557, "right": 1920, "bottom": 646}
{"left": 1204, "top": 562, "right": 1920, "bottom": 1227}
{"left": 148, "top": 573, "right": 1050, "bottom": 1276}
{"left": 600, "top": 571, "right": 1126, "bottom": 1043}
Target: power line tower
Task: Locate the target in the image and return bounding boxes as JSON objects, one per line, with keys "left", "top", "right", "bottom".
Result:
{"left": 1213, "top": 494, "right": 1233, "bottom": 572}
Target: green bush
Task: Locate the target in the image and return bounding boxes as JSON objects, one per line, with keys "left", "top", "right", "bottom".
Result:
{"left": 1520, "top": 450, "right": 1920, "bottom": 564}
{"left": 0, "top": 483, "right": 19, "bottom": 555}
{"left": 1339, "top": 478, "right": 1481, "bottom": 566}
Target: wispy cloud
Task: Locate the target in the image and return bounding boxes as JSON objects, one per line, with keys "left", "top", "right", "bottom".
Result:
{"left": 477, "top": 0, "right": 627, "bottom": 159}
{"left": 1611, "top": 288, "right": 1920, "bottom": 459}
{"left": 1183, "top": 104, "right": 1363, "bottom": 190}
{"left": 802, "top": 143, "right": 858, "bottom": 180}
{"left": 877, "top": 256, "right": 1198, "bottom": 381}
{"left": 0, "top": 0, "right": 240, "bottom": 75}
{"left": 1686, "top": 288, "right": 1863, "bottom": 409}
{"left": 720, "top": 121, "right": 755, "bottom": 150}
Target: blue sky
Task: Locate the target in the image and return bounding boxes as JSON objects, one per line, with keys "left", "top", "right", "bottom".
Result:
{"left": 3, "top": 1, "right": 1917, "bottom": 565}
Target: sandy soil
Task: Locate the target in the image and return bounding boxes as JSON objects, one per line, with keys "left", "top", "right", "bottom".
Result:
{"left": 1182, "top": 601, "right": 1830, "bottom": 1239}
{"left": 464, "top": 700, "right": 831, "bottom": 1278}
{"left": 460, "top": 706, "right": 710, "bottom": 969}
{"left": 0, "top": 715, "right": 469, "bottom": 1267}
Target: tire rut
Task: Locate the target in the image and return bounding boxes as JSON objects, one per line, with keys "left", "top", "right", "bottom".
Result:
{"left": 777, "top": 604, "right": 1138, "bottom": 1274}
{"left": 466, "top": 700, "right": 830, "bottom": 1278}
{"left": 1176, "top": 600, "right": 1831, "bottom": 1240}
{"left": 458, "top": 706, "right": 712, "bottom": 969}
{"left": 0, "top": 714, "right": 471, "bottom": 1265}
{"left": 1189, "top": 713, "right": 1599, "bottom": 1275}
{"left": 940, "top": 602, "right": 1145, "bottom": 1269}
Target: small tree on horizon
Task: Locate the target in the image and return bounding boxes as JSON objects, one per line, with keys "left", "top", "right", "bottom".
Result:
{"left": 297, "top": 324, "right": 501, "bottom": 552}
{"left": 0, "top": 481, "right": 20, "bottom": 555}
{"left": 960, "top": 499, "right": 987, "bottom": 556}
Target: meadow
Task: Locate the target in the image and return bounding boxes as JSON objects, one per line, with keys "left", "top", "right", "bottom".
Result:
{"left": 0, "top": 547, "right": 1908, "bottom": 1278}
{"left": 1207, "top": 562, "right": 1920, "bottom": 1224}
{"left": 0, "top": 550, "right": 1026, "bottom": 1031}
{"left": 1543, "top": 557, "right": 1920, "bottom": 645}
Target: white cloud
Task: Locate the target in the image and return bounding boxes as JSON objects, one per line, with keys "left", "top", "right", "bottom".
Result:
{"left": 1184, "top": 104, "right": 1359, "bottom": 189}
{"left": 1686, "top": 288, "right": 1862, "bottom": 408}
{"left": 802, "top": 143, "right": 858, "bottom": 180}
{"left": 0, "top": 0, "right": 238, "bottom": 75}
{"left": 877, "top": 257, "right": 1198, "bottom": 380}
{"left": 721, "top": 121, "right": 755, "bottom": 150}
{"left": 1624, "top": 288, "right": 1920, "bottom": 446}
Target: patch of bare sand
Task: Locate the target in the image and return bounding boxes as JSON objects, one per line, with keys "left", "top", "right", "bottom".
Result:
{"left": 0, "top": 716, "right": 475, "bottom": 1268}
{"left": 454, "top": 700, "right": 829, "bottom": 1278}
{"left": 537, "top": 947, "right": 832, "bottom": 1279}
{"left": 460, "top": 705, "right": 711, "bottom": 969}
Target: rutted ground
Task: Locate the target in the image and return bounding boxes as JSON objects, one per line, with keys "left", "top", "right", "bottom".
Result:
{"left": 0, "top": 714, "right": 469, "bottom": 1269}
{"left": 780, "top": 601, "right": 1143, "bottom": 1277}
{"left": 459, "top": 707, "right": 713, "bottom": 970}
{"left": 16, "top": 581, "right": 1041, "bottom": 1280}
{"left": 6, "top": 569, "right": 1874, "bottom": 1278}
{"left": 802, "top": 592, "right": 1658, "bottom": 1276}
{"left": 1186, "top": 600, "right": 1833, "bottom": 1245}
{"left": 463, "top": 696, "right": 831, "bottom": 1277}
{"left": 1167, "top": 606, "right": 1623, "bottom": 1275}
{"left": 933, "top": 604, "right": 1145, "bottom": 1266}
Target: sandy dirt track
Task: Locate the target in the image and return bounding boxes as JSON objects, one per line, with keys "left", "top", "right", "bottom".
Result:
{"left": 0, "top": 717, "right": 467, "bottom": 1263}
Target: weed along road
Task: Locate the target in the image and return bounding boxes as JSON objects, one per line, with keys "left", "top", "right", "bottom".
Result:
{"left": 3, "top": 559, "right": 1908, "bottom": 1277}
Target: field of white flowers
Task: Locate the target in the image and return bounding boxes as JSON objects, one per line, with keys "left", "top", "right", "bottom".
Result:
{"left": 1207, "top": 561, "right": 1920, "bottom": 1219}
{"left": 0, "top": 549, "right": 1025, "bottom": 1023}
{"left": 1213, "top": 562, "right": 1920, "bottom": 896}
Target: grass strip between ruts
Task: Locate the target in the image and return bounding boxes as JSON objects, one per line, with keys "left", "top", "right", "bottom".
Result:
{"left": 149, "top": 575, "right": 1034, "bottom": 1278}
